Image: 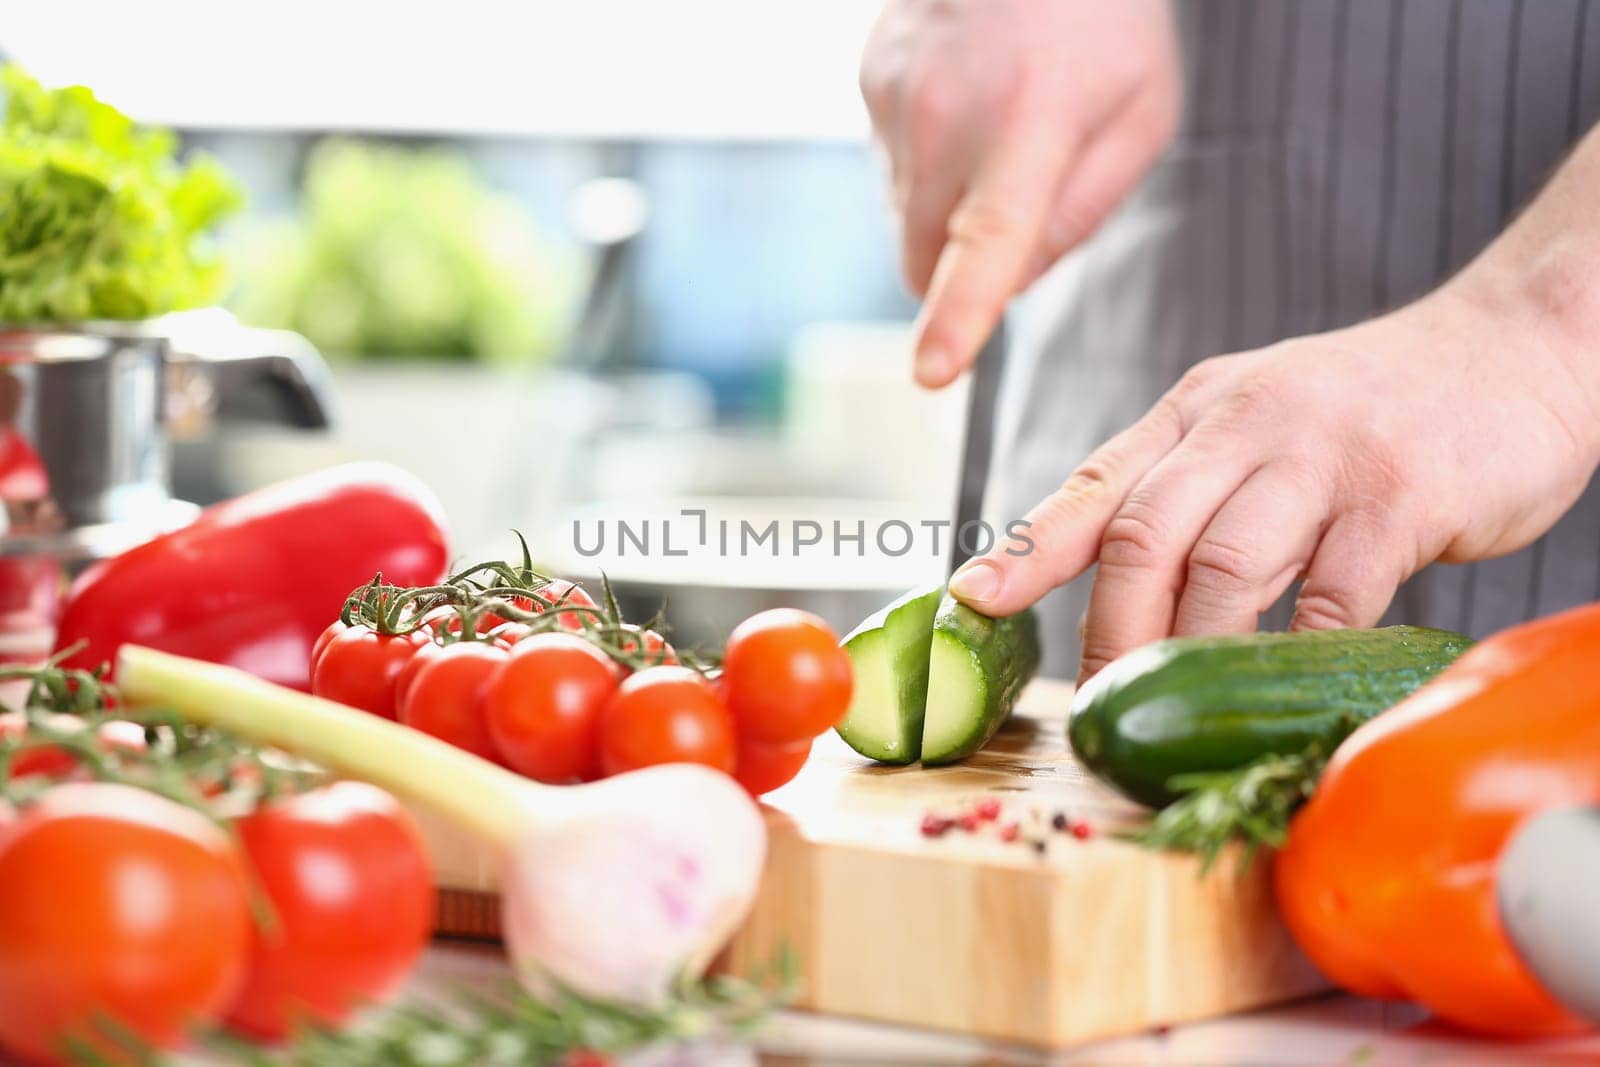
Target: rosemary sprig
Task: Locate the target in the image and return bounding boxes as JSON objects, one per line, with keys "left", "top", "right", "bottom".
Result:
{"left": 76, "top": 949, "right": 801, "bottom": 1067}
{"left": 1125, "top": 711, "right": 1367, "bottom": 872}
{"left": 1123, "top": 747, "right": 1329, "bottom": 872}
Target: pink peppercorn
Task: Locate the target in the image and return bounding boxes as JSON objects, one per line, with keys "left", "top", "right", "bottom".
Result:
{"left": 975, "top": 797, "right": 1002, "bottom": 821}
{"left": 920, "top": 813, "right": 953, "bottom": 837}
{"left": 1069, "top": 820, "right": 1093, "bottom": 841}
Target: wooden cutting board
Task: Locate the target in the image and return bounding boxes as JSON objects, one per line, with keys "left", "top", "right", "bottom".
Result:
{"left": 417, "top": 680, "right": 1328, "bottom": 1048}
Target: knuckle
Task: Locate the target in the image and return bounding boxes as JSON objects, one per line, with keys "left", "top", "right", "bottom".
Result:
{"left": 1055, "top": 458, "right": 1118, "bottom": 506}
{"left": 1100, "top": 505, "right": 1170, "bottom": 571}
{"left": 946, "top": 198, "right": 1032, "bottom": 250}
{"left": 1292, "top": 590, "right": 1359, "bottom": 631}
{"left": 1185, "top": 537, "right": 1261, "bottom": 598}
{"left": 1077, "top": 646, "right": 1119, "bottom": 682}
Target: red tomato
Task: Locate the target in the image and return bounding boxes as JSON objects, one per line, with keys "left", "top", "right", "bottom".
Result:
{"left": 722, "top": 609, "right": 852, "bottom": 743}
{"left": 55, "top": 463, "right": 450, "bottom": 691}
{"left": 734, "top": 736, "right": 813, "bottom": 796}
{"left": 0, "top": 714, "right": 148, "bottom": 780}
{"left": 310, "top": 620, "right": 349, "bottom": 673}
{"left": 397, "top": 641, "right": 506, "bottom": 761}
{"left": 420, "top": 605, "right": 472, "bottom": 638}
{"left": 618, "top": 624, "right": 678, "bottom": 667}
{"left": 483, "top": 634, "right": 622, "bottom": 783}
{"left": 533, "top": 580, "right": 597, "bottom": 632}
{"left": 312, "top": 627, "right": 428, "bottom": 720}
{"left": 600, "top": 666, "right": 735, "bottom": 776}
{"left": 0, "top": 783, "right": 251, "bottom": 1063}
{"left": 487, "top": 621, "right": 532, "bottom": 648}
{"left": 224, "top": 782, "right": 433, "bottom": 1040}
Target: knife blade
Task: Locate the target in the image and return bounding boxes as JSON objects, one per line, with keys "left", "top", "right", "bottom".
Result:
{"left": 948, "top": 322, "right": 1008, "bottom": 577}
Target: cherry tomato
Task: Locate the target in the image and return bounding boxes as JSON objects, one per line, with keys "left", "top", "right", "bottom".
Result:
{"left": 600, "top": 666, "right": 735, "bottom": 776}
{"left": 311, "top": 626, "right": 428, "bottom": 720}
{"left": 397, "top": 641, "right": 505, "bottom": 761}
{"left": 224, "top": 782, "right": 433, "bottom": 1040}
{"left": 420, "top": 604, "right": 473, "bottom": 639}
{"left": 722, "top": 609, "right": 852, "bottom": 743}
{"left": 0, "top": 783, "right": 251, "bottom": 1063}
{"left": 734, "top": 736, "right": 813, "bottom": 796}
{"left": 617, "top": 624, "right": 678, "bottom": 667}
{"left": 533, "top": 580, "right": 598, "bottom": 632}
{"left": 488, "top": 620, "right": 532, "bottom": 648}
{"left": 392, "top": 636, "right": 440, "bottom": 711}
{"left": 484, "top": 634, "right": 622, "bottom": 783}
{"left": 0, "top": 714, "right": 148, "bottom": 780}
{"left": 309, "top": 620, "right": 348, "bottom": 674}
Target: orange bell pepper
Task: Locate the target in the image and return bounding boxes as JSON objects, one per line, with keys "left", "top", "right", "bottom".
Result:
{"left": 1274, "top": 602, "right": 1600, "bottom": 1037}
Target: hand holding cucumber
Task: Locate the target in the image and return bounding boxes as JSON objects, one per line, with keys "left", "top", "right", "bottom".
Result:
{"left": 946, "top": 271, "right": 1600, "bottom": 685}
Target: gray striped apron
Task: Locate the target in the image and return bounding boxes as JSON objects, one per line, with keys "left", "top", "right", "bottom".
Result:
{"left": 992, "top": 0, "right": 1600, "bottom": 676}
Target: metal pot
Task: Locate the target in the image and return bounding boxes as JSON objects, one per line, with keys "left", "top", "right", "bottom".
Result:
{"left": 0, "top": 309, "right": 333, "bottom": 562}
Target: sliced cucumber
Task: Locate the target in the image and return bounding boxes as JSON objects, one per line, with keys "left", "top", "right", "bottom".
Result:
{"left": 921, "top": 595, "right": 1040, "bottom": 766}
{"left": 835, "top": 584, "right": 943, "bottom": 763}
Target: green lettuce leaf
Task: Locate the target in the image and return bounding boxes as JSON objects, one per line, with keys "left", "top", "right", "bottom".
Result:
{"left": 0, "top": 64, "right": 243, "bottom": 323}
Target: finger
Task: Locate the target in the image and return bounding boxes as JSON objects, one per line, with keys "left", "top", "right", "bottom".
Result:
{"left": 1076, "top": 439, "right": 1258, "bottom": 685}
{"left": 901, "top": 172, "right": 965, "bottom": 298}
{"left": 947, "top": 358, "right": 1234, "bottom": 615}
{"left": 1171, "top": 464, "right": 1329, "bottom": 637}
{"left": 1022, "top": 83, "right": 1177, "bottom": 286}
{"left": 912, "top": 120, "right": 1082, "bottom": 387}
{"left": 1291, "top": 515, "right": 1402, "bottom": 632}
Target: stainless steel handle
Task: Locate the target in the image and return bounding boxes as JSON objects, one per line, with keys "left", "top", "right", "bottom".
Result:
{"left": 170, "top": 326, "right": 336, "bottom": 430}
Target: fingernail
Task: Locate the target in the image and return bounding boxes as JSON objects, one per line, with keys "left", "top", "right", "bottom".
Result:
{"left": 915, "top": 346, "right": 950, "bottom": 386}
{"left": 948, "top": 559, "right": 1000, "bottom": 604}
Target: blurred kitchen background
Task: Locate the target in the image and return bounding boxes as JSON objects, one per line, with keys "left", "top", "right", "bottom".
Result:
{"left": 3, "top": 1, "right": 971, "bottom": 644}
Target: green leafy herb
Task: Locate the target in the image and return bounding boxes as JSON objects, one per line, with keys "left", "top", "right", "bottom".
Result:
{"left": 230, "top": 138, "right": 567, "bottom": 363}
{"left": 1125, "top": 710, "right": 1368, "bottom": 872}
{"left": 73, "top": 949, "right": 800, "bottom": 1066}
{"left": 0, "top": 64, "right": 243, "bottom": 323}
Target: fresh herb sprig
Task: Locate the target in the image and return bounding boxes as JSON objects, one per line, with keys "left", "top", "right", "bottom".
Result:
{"left": 1125, "top": 716, "right": 1361, "bottom": 872}
{"left": 73, "top": 950, "right": 800, "bottom": 1067}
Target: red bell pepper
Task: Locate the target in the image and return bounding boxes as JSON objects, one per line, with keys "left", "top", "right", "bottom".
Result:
{"left": 55, "top": 463, "right": 450, "bottom": 691}
{"left": 1274, "top": 602, "right": 1600, "bottom": 1037}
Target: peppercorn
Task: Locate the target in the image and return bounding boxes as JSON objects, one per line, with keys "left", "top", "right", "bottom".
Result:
{"left": 975, "top": 797, "right": 1002, "bottom": 821}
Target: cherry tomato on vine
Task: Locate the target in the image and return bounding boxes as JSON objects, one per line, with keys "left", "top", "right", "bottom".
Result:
{"left": 0, "top": 714, "right": 147, "bottom": 780}
{"left": 0, "top": 783, "right": 252, "bottom": 1064}
{"left": 734, "top": 736, "right": 813, "bottom": 797}
{"left": 224, "top": 782, "right": 433, "bottom": 1040}
{"left": 487, "top": 620, "right": 532, "bottom": 648}
{"left": 309, "top": 620, "right": 348, "bottom": 673}
{"left": 722, "top": 609, "right": 852, "bottom": 743}
{"left": 397, "top": 641, "right": 506, "bottom": 761}
{"left": 600, "top": 666, "right": 735, "bottom": 776}
{"left": 534, "top": 580, "right": 598, "bottom": 632}
{"left": 617, "top": 624, "right": 678, "bottom": 667}
{"left": 484, "top": 634, "right": 622, "bottom": 783}
{"left": 312, "top": 626, "right": 428, "bottom": 720}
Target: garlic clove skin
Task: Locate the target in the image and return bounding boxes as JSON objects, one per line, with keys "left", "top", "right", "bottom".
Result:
{"left": 502, "top": 763, "right": 768, "bottom": 1004}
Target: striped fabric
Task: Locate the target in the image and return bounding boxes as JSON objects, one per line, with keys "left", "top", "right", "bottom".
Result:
{"left": 993, "top": 0, "right": 1600, "bottom": 675}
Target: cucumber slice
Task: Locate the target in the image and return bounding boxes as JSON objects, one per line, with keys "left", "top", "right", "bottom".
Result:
{"left": 920, "top": 595, "right": 1040, "bottom": 766}
{"left": 835, "top": 584, "right": 943, "bottom": 763}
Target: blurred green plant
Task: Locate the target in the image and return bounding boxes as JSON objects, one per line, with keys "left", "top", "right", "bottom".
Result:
{"left": 232, "top": 139, "right": 568, "bottom": 363}
{"left": 0, "top": 64, "right": 243, "bottom": 322}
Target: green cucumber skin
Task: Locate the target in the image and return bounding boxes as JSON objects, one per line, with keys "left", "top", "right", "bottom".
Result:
{"left": 921, "top": 597, "right": 1041, "bottom": 766}
{"left": 1066, "top": 625, "right": 1473, "bottom": 808}
{"left": 835, "top": 584, "right": 943, "bottom": 764}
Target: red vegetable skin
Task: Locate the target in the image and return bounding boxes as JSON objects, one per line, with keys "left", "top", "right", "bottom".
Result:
{"left": 0, "top": 783, "right": 252, "bottom": 1064}
{"left": 312, "top": 627, "right": 428, "bottom": 720}
{"left": 54, "top": 463, "right": 450, "bottom": 690}
{"left": 734, "top": 736, "right": 811, "bottom": 796}
{"left": 398, "top": 641, "right": 506, "bottom": 761}
{"left": 0, "top": 714, "right": 147, "bottom": 779}
{"left": 225, "top": 782, "right": 433, "bottom": 1040}
{"left": 484, "top": 633, "right": 622, "bottom": 783}
{"left": 600, "top": 666, "right": 736, "bottom": 776}
{"left": 722, "top": 609, "right": 853, "bottom": 743}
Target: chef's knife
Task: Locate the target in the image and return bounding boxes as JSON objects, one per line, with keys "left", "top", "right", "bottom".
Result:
{"left": 1498, "top": 804, "right": 1600, "bottom": 1022}
{"left": 948, "top": 322, "right": 1008, "bottom": 577}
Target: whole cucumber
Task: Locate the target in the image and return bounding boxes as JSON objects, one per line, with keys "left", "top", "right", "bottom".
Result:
{"left": 1067, "top": 625, "right": 1473, "bottom": 808}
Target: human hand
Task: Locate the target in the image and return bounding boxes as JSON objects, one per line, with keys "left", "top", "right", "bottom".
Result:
{"left": 947, "top": 277, "right": 1600, "bottom": 684}
{"left": 859, "top": 0, "right": 1180, "bottom": 387}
